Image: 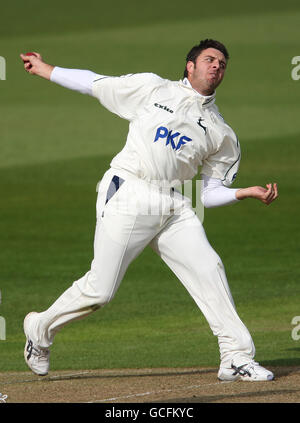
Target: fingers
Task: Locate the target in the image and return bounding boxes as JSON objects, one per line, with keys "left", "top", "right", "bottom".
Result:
{"left": 30, "top": 52, "right": 42, "bottom": 60}
{"left": 20, "top": 52, "right": 41, "bottom": 60}
{"left": 20, "top": 53, "right": 34, "bottom": 72}
{"left": 20, "top": 53, "right": 34, "bottom": 62}
{"left": 20, "top": 52, "right": 42, "bottom": 74}
{"left": 246, "top": 183, "right": 278, "bottom": 205}
{"left": 263, "top": 183, "right": 278, "bottom": 205}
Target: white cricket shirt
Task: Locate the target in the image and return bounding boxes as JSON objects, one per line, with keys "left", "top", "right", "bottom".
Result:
{"left": 92, "top": 73, "right": 241, "bottom": 188}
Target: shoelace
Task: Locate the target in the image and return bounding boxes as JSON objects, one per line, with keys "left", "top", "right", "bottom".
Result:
{"left": 231, "top": 361, "right": 259, "bottom": 377}
{"left": 26, "top": 339, "right": 49, "bottom": 361}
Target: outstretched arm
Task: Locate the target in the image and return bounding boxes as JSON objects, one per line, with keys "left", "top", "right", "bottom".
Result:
{"left": 20, "top": 52, "right": 101, "bottom": 96}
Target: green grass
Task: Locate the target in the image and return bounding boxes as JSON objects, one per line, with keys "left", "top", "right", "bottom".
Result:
{"left": 1, "top": 0, "right": 300, "bottom": 372}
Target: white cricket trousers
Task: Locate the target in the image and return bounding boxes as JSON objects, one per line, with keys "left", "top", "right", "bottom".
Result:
{"left": 32, "top": 168, "right": 255, "bottom": 368}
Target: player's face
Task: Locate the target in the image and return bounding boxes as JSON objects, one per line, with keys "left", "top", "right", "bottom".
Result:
{"left": 187, "top": 48, "right": 227, "bottom": 96}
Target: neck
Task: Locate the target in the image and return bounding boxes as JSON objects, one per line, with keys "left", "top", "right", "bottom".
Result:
{"left": 184, "top": 77, "right": 215, "bottom": 97}
{"left": 196, "top": 87, "right": 214, "bottom": 96}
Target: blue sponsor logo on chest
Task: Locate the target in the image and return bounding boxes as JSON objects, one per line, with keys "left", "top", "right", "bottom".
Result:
{"left": 154, "top": 126, "right": 192, "bottom": 151}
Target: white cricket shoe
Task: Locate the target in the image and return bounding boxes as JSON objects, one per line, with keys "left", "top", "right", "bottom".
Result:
{"left": 24, "top": 312, "right": 50, "bottom": 376}
{"left": 218, "top": 360, "right": 274, "bottom": 382}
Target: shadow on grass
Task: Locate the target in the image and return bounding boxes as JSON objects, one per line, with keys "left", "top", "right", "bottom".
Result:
{"left": 261, "top": 358, "right": 300, "bottom": 377}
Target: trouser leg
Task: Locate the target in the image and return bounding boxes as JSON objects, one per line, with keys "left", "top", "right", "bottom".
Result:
{"left": 34, "top": 216, "right": 140, "bottom": 348}
{"left": 151, "top": 211, "right": 255, "bottom": 367}
{"left": 31, "top": 172, "right": 161, "bottom": 349}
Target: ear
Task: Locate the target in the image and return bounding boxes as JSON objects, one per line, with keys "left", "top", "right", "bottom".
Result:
{"left": 186, "top": 61, "right": 195, "bottom": 77}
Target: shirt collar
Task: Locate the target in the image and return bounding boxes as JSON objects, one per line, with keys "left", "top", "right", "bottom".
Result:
{"left": 181, "top": 77, "right": 216, "bottom": 107}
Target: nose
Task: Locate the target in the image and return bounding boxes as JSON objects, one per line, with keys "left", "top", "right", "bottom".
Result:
{"left": 212, "top": 60, "right": 220, "bottom": 70}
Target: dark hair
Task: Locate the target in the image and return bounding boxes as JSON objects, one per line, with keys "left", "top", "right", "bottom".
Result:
{"left": 183, "top": 39, "right": 229, "bottom": 78}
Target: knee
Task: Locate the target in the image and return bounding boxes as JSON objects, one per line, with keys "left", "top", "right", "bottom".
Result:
{"left": 73, "top": 271, "right": 116, "bottom": 308}
{"left": 92, "top": 291, "right": 114, "bottom": 308}
{"left": 89, "top": 278, "right": 116, "bottom": 307}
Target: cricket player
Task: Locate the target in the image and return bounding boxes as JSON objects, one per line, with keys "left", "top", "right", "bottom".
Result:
{"left": 20, "top": 39, "right": 278, "bottom": 381}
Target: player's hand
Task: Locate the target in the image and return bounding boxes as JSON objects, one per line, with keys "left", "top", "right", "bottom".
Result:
{"left": 20, "top": 52, "right": 42, "bottom": 73}
{"left": 236, "top": 183, "right": 278, "bottom": 205}
{"left": 20, "top": 52, "right": 54, "bottom": 80}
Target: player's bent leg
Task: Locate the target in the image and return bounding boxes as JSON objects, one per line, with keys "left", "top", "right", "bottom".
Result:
{"left": 150, "top": 212, "right": 273, "bottom": 380}
{"left": 23, "top": 222, "right": 134, "bottom": 374}
{"left": 25, "top": 214, "right": 154, "bottom": 350}
{"left": 23, "top": 172, "right": 165, "bottom": 374}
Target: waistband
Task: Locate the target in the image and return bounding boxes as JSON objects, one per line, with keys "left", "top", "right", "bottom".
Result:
{"left": 109, "top": 167, "right": 179, "bottom": 190}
